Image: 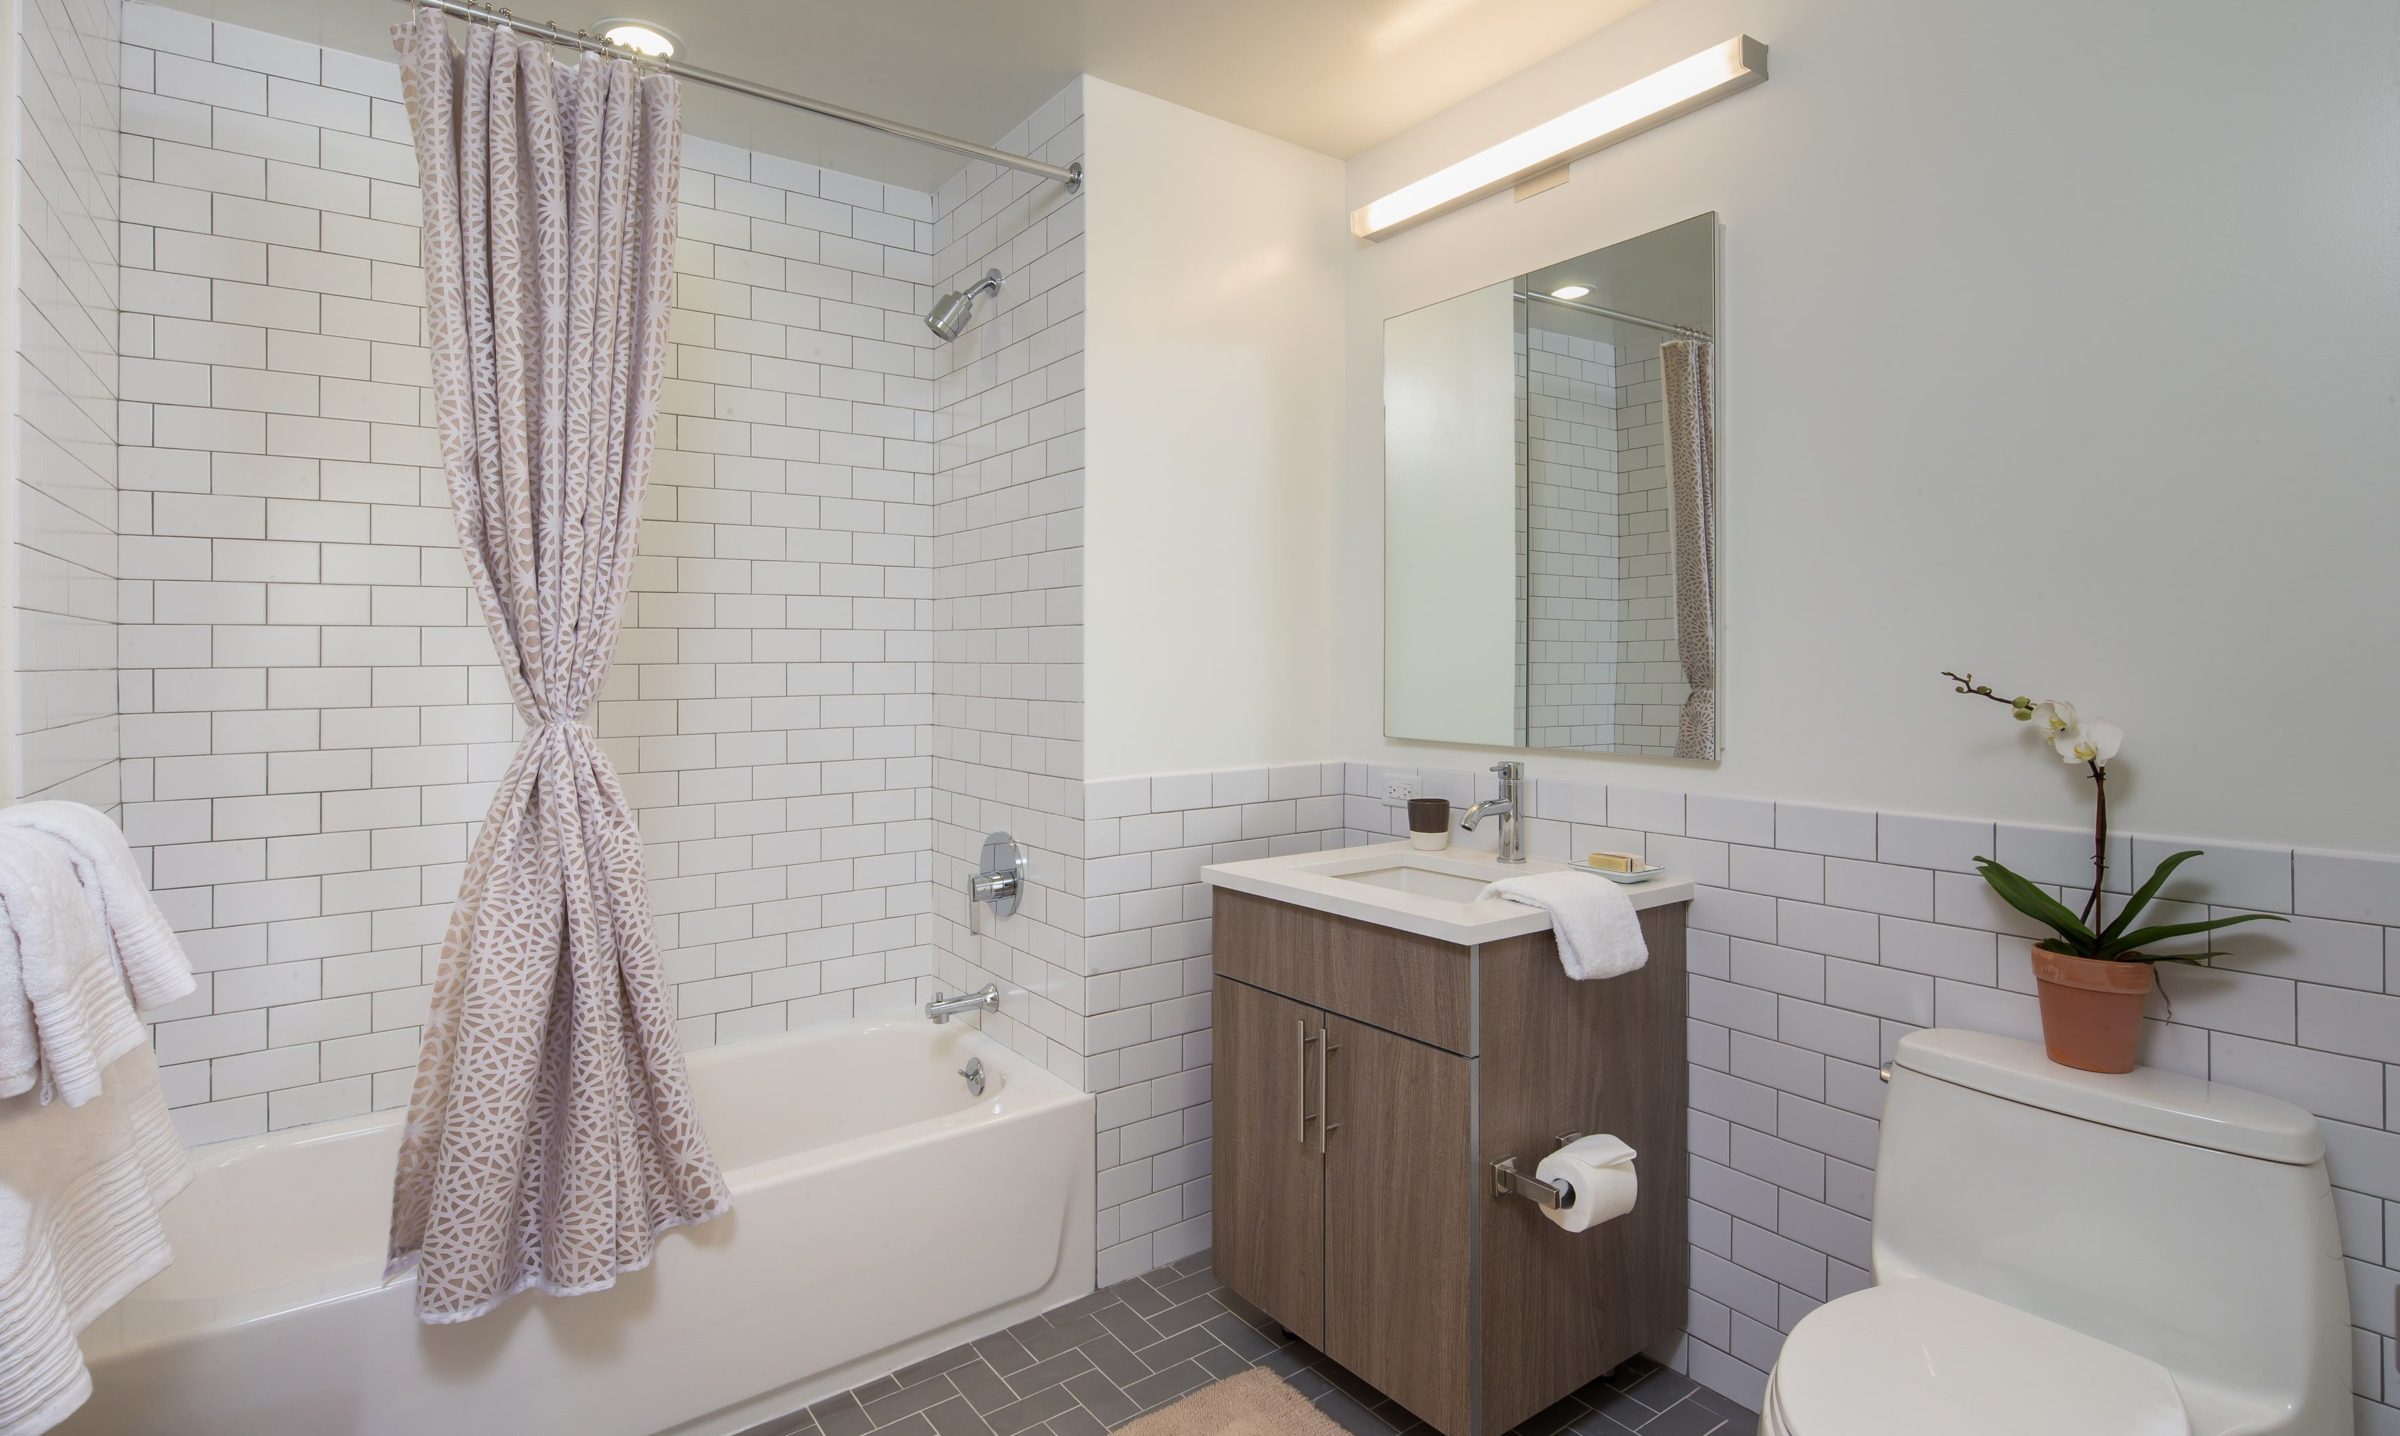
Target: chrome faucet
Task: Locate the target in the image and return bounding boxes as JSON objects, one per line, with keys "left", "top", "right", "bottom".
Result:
{"left": 1459, "top": 761, "right": 1527, "bottom": 863}
{"left": 925, "top": 982, "right": 1000, "bottom": 1025}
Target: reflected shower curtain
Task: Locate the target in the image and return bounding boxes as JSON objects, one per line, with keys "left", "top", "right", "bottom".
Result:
{"left": 387, "top": 9, "right": 729, "bottom": 1323}
{"left": 1661, "top": 341, "right": 1718, "bottom": 760}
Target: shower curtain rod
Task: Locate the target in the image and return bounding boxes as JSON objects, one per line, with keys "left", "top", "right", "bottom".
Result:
{"left": 397, "top": 0, "right": 1084, "bottom": 191}
{"left": 1518, "top": 288, "right": 1712, "bottom": 344}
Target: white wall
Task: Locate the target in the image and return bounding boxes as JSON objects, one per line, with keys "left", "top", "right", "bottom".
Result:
{"left": 1081, "top": 78, "right": 1346, "bottom": 780}
{"left": 1339, "top": 0, "right": 2400, "bottom": 854}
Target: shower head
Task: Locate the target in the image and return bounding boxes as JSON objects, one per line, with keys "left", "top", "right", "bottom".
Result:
{"left": 925, "top": 268, "right": 1003, "bottom": 342}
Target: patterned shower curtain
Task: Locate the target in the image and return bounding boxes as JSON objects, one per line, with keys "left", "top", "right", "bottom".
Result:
{"left": 1661, "top": 340, "right": 1719, "bottom": 761}
{"left": 387, "top": 9, "right": 729, "bottom": 1324}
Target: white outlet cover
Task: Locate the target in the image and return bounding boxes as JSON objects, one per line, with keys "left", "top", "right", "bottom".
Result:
{"left": 1381, "top": 775, "right": 1419, "bottom": 803}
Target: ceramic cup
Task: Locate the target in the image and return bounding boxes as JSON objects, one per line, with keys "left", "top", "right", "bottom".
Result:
{"left": 1407, "top": 797, "right": 1452, "bottom": 851}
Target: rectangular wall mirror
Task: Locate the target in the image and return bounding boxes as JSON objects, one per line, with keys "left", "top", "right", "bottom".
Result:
{"left": 1384, "top": 213, "right": 1720, "bottom": 760}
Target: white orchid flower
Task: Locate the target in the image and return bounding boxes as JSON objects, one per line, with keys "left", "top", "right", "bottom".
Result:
{"left": 2032, "top": 699, "right": 2078, "bottom": 739}
{"left": 2054, "top": 717, "right": 2122, "bottom": 767}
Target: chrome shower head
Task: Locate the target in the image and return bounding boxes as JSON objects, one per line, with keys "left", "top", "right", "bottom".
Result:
{"left": 925, "top": 268, "right": 1003, "bottom": 342}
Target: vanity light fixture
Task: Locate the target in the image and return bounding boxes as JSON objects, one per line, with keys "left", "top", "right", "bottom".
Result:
{"left": 1548, "top": 284, "right": 1591, "bottom": 299}
{"left": 1350, "top": 35, "right": 1766, "bottom": 240}
{"left": 596, "top": 18, "right": 679, "bottom": 58}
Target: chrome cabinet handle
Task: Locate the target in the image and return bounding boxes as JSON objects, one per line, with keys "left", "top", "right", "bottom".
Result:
{"left": 1317, "top": 1030, "right": 1340, "bottom": 1154}
{"left": 1294, "top": 1020, "right": 1309, "bottom": 1144}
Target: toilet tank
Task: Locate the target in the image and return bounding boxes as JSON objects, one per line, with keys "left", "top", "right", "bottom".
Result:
{"left": 1872, "top": 1029, "right": 2352, "bottom": 1433}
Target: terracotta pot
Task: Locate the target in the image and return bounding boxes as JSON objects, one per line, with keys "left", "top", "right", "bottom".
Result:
{"left": 2029, "top": 944, "right": 2154, "bottom": 1073}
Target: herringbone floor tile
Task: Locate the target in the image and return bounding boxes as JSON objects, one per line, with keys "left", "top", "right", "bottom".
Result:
{"left": 741, "top": 1254, "right": 1757, "bottom": 1436}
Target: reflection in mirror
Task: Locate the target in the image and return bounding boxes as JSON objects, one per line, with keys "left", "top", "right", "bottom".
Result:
{"left": 1384, "top": 213, "right": 1720, "bottom": 759}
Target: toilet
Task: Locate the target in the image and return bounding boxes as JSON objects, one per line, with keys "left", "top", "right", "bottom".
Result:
{"left": 1759, "top": 1029, "right": 2354, "bottom": 1436}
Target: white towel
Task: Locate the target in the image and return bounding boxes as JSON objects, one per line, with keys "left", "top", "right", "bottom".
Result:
{"left": 0, "top": 804, "right": 193, "bottom": 1016}
{"left": 0, "top": 831, "right": 140, "bottom": 1109}
{"left": 1481, "top": 870, "right": 1649, "bottom": 980}
{"left": 0, "top": 1043, "right": 191, "bottom": 1436}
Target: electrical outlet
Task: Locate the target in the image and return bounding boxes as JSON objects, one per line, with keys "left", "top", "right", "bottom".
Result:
{"left": 1381, "top": 774, "right": 1419, "bottom": 804}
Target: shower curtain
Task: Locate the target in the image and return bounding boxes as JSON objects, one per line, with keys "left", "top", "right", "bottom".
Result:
{"left": 387, "top": 9, "right": 729, "bottom": 1324}
{"left": 1661, "top": 340, "right": 1719, "bottom": 761}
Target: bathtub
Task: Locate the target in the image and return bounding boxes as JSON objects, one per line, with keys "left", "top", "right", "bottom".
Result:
{"left": 60, "top": 1019, "right": 1096, "bottom": 1436}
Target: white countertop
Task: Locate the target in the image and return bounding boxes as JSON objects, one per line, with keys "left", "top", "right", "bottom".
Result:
{"left": 1201, "top": 841, "right": 1695, "bottom": 946}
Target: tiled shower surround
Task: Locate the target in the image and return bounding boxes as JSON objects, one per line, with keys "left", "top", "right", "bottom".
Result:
{"left": 108, "top": 2, "right": 1037, "bottom": 1142}
{"left": 10, "top": 0, "right": 121, "bottom": 809}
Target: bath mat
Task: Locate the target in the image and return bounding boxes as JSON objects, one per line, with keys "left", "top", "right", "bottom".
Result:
{"left": 1114, "top": 1368, "right": 1347, "bottom": 1436}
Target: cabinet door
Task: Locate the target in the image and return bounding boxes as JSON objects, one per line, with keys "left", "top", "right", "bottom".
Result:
{"left": 1323, "top": 1016, "right": 1474, "bottom": 1436}
{"left": 1211, "top": 976, "right": 1327, "bottom": 1346}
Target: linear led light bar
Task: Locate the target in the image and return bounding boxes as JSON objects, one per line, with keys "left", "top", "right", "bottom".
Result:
{"left": 1351, "top": 35, "right": 1768, "bottom": 241}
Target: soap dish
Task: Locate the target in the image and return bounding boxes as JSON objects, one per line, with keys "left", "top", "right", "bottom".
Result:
{"left": 1574, "top": 862, "right": 1665, "bottom": 885}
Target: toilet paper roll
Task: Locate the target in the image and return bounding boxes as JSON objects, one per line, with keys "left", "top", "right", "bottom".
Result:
{"left": 1534, "top": 1134, "right": 1638, "bottom": 1233}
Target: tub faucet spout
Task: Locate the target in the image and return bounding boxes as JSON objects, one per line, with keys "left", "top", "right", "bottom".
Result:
{"left": 926, "top": 982, "right": 1000, "bottom": 1024}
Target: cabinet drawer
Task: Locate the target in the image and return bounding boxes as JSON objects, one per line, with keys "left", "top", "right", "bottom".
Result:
{"left": 1212, "top": 889, "right": 1474, "bottom": 1055}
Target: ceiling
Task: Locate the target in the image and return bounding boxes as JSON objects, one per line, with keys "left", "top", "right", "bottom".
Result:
{"left": 196, "top": 0, "right": 1658, "bottom": 190}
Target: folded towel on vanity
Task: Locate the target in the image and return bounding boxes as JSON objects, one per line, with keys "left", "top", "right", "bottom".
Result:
{"left": 1480, "top": 870, "right": 1649, "bottom": 980}
{"left": 0, "top": 804, "right": 193, "bottom": 1016}
{"left": 0, "top": 830, "right": 141, "bottom": 1108}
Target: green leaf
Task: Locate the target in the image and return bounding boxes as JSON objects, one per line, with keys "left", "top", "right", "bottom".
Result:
{"left": 2098, "top": 849, "right": 2204, "bottom": 946}
{"left": 2102, "top": 911, "right": 2286, "bottom": 956}
{"left": 1975, "top": 858, "right": 2096, "bottom": 949}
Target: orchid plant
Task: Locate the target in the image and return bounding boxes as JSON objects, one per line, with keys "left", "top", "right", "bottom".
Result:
{"left": 1942, "top": 672, "right": 2283, "bottom": 963}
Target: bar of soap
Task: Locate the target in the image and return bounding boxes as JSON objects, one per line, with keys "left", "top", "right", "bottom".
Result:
{"left": 1585, "top": 851, "right": 1640, "bottom": 873}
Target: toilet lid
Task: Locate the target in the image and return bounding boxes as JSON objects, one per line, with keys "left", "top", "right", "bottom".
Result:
{"left": 1774, "top": 1280, "right": 2190, "bottom": 1436}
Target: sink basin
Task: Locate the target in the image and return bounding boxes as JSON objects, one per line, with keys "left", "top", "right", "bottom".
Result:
{"left": 1333, "top": 864, "right": 1490, "bottom": 902}
{"left": 1201, "top": 842, "right": 1694, "bottom": 945}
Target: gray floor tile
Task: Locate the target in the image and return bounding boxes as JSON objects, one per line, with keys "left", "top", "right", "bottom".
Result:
{"left": 1313, "top": 1387, "right": 1399, "bottom": 1436}
{"left": 810, "top": 1393, "right": 877, "bottom": 1436}
{"left": 1133, "top": 1324, "right": 1225, "bottom": 1372}
{"left": 972, "top": 1331, "right": 1039, "bottom": 1379}
{"left": 863, "top": 1375, "right": 963, "bottom": 1427}
{"left": 1005, "top": 1349, "right": 1096, "bottom": 1400}
{"left": 1062, "top": 1369, "right": 1140, "bottom": 1427}
{"left": 950, "top": 1361, "right": 1023, "bottom": 1415}
{"left": 1120, "top": 1358, "right": 1212, "bottom": 1409}
{"left": 778, "top": 1258, "right": 1758, "bottom": 1436}
{"left": 1079, "top": 1333, "right": 1151, "bottom": 1388}
{"left": 1091, "top": 1303, "right": 1165, "bottom": 1352}
{"left": 924, "top": 1397, "right": 998, "bottom": 1436}
{"left": 983, "top": 1384, "right": 1080, "bottom": 1436}
{"left": 1630, "top": 1396, "right": 1731, "bottom": 1436}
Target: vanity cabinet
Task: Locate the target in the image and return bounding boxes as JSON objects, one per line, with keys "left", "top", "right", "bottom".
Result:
{"left": 1211, "top": 888, "right": 1688, "bottom": 1436}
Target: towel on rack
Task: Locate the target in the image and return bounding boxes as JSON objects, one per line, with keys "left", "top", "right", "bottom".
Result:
{"left": 1479, "top": 870, "right": 1649, "bottom": 980}
{"left": 0, "top": 831, "right": 140, "bottom": 1109}
{"left": 0, "top": 1042, "right": 191, "bottom": 1436}
{"left": 0, "top": 804, "right": 193, "bottom": 1016}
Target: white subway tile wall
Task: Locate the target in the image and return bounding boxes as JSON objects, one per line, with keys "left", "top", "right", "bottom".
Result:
{"left": 924, "top": 84, "right": 1089, "bottom": 1075}
{"left": 1333, "top": 763, "right": 2400, "bottom": 1427}
{"left": 13, "top": 0, "right": 121, "bottom": 808}
{"left": 114, "top": 5, "right": 953, "bottom": 1142}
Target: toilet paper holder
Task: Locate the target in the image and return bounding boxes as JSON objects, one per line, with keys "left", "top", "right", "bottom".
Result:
{"left": 1491, "top": 1131, "right": 1588, "bottom": 1210}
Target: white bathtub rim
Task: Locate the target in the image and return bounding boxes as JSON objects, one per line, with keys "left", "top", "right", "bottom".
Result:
{"left": 93, "top": 1019, "right": 1078, "bottom": 1358}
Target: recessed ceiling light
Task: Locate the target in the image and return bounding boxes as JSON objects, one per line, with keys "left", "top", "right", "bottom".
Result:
{"left": 1549, "top": 285, "right": 1591, "bottom": 300}
{"left": 597, "top": 18, "right": 679, "bottom": 59}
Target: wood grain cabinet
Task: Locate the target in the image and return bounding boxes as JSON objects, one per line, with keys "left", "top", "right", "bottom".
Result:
{"left": 1211, "top": 888, "right": 1689, "bottom": 1436}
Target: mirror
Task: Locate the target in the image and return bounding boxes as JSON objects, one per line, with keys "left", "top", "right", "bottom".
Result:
{"left": 1384, "top": 213, "right": 1720, "bottom": 760}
